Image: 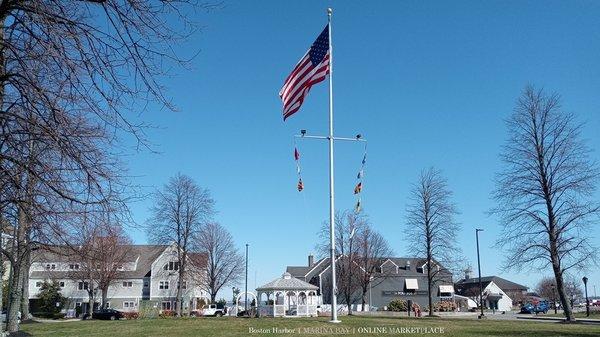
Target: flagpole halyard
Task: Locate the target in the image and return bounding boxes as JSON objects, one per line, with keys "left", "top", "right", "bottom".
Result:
{"left": 326, "top": 7, "right": 340, "bottom": 324}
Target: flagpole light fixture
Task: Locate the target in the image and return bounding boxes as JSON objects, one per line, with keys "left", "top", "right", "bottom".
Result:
{"left": 301, "top": 129, "right": 307, "bottom": 136}
{"left": 356, "top": 134, "right": 362, "bottom": 139}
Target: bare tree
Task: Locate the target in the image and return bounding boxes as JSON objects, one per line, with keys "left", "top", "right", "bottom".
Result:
{"left": 72, "top": 220, "right": 132, "bottom": 311}
{"left": 147, "top": 173, "right": 214, "bottom": 316}
{"left": 196, "top": 222, "right": 243, "bottom": 303}
{"left": 536, "top": 274, "right": 583, "bottom": 308}
{"left": 492, "top": 86, "right": 599, "bottom": 322}
{"left": 355, "top": 224, "right": 393, "bottom": 311}
{"left": 405, "top": 167, "right": 461, "bottom": 316}
{"left": 316, "top": 210, "right": 363, "bottom": 314}
{"left": 0, "top": 1, "right": 211, "bottom": 332}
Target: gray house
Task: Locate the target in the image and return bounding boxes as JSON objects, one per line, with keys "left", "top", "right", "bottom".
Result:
{"left": 29, "top": 243, "right": 209, "bottom": 315}
{"left": 286, "top": 255, "right": 454, "bottom": 310}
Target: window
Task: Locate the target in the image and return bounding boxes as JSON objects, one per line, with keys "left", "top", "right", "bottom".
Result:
{"left": 45, "top": 263, "right": 56, "bottom": 270}
{"left": 78, "top": 282, "right": 89, "bottom": 290}
{"left": 122, "top": 281, "right": 133, "bottom": 287}
{"left": 161, "top": 301, "right": 171, "bottom": 310}
{"left": 106, "top": 302, "right": 110, "bottom": 308}
{"left": 143, "top": 281, "right": 149, "bottom": 288}
{"left": 59, "top": 281, "right": 65, "bottom": 288}
{"left": 159, "top": 281, "right": 169, "bottom": 290}
{"left": 35, "top": 282, "right": 42, "bottom": 287}
{"left": 123, "top": 301, "right": 135, "bottom": 308}
{"left": 177, "top": 281, "right": 187, "bottom": 290}
{"left": 69, "top": 264, "right": 80, "bottom": 270}
{"left": 164, "top": 261, "right": 180, "bottom": 271}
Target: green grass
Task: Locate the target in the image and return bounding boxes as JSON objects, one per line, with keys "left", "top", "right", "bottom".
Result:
{"left": 19, "top": 315, "right": 600, "bottom": 337}
{"left": 547, "top": 310, "right": 600, "bottom": 319}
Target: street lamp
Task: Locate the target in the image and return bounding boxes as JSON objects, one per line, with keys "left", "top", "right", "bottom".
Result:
{"left": 476, "top": 228, "right": 485, "bottom": 319}
{"left": 583, "top": 276, "right": 589, "bottom": 317}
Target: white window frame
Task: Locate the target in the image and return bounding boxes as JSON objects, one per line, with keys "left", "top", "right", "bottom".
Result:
{"left": 159, "top": 281, "right": 169, "bottom": 290}
{"left": 161, "top": 301, "right": 171, "bottom": 310}
{"left": 59, "top": 281, "right": 65, "bottom": 288}
{"left": 122, "top": 281, "right": 133, "bottom": 288}
{"left": 35, "top": 281, "right": 42, "bottom": 287}
{"left": 123, "top": 301, "right": 135, "bottom": 309}
{"left": 78, "top": 281, "right": 89, "bottom": 290}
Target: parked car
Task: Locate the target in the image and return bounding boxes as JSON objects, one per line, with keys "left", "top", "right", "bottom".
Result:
{"left": 520, "top": 301, "right": 549, "bottom": 314}
{"left": 194, "top": 304, "right": 226, "bottom": 317}
{"left": 92, "top": 308, "right": 123, "bottom": 320}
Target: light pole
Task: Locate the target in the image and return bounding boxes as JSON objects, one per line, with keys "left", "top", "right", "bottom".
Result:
{"left": 245, "top": 244, "right": 249, "bottom": 314}
{"left": 476, "top": 228, "right": 485, "bottom": 319}
{"left": 583, "top": 276, "right": 589, "bottom": 317}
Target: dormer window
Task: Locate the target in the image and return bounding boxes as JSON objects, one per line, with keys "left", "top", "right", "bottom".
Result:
{"left": 164, "top": 261, "right": 179, "bottom": 271}
{"left": 69, "top": 264, "right": 80, "bottom": 270}
{"left": 45, "top": 263, "right": 56, "bottom": 270}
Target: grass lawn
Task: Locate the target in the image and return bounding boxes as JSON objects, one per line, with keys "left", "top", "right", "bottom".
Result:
{"left": 19, "top": 315, "right": 600, "bottom": 337}
{"left": 547, "top": 310, "right": 600, "bottom": 319}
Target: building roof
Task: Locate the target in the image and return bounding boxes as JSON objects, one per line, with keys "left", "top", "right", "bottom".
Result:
{"left": 256, "top": 272, "right": 319, "bottom": 291}
{"left": 29, "top": 244, "right": 206, "bottom": 279}
{"left": 286, "top": 256, "right": 450, "bottom": 279}
{"left": 455, "top": 276, "right": 528, "bottom": 295}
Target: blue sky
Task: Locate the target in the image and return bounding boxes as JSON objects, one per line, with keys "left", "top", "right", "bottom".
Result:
{"left": 123, "top": 0, "right": 600, "bottom": 299}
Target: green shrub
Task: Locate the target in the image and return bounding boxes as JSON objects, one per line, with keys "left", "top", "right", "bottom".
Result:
{"left": 387, "top": 299, "right": 408, "bottom": 312}
{"left": 37, "top": 281, "right": 66, "bottom": 314}
{"left": 32, "top": 312, "right": 65, "bottom": 319}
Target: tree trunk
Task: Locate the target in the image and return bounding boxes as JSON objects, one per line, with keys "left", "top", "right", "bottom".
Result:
{"left": 101, "top": 287, "right": 108, "bottom": 309}
{"left": 361, "top": 287, "right": 367, "bottom": 311}
{"left": 20, "top": 256, "right": 30, "bottom": 321}
{"left": 175, "top": 268, "right": 183, "bottom": 316}
{"left": 8, "top": 206, "right": 28, "bottom": 332}
{"left": 7, "top": 262, "right": 22, "bottom": 333}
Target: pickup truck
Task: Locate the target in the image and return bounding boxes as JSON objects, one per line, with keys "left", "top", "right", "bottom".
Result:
{"left": 192, "top": 304, "right": 226, "bottom": 317}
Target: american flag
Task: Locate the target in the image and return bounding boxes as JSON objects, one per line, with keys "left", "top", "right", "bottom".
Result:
{"left": 279, "top": 25, "right": 330, "bottom": 121}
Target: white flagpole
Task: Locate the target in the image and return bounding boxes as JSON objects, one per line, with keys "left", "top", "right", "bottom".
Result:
{"left": 327, "top": 7, "right": 340, "bottom": 323}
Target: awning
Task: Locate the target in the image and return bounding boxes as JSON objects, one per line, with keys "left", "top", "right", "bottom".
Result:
{"left": 405, "top": 279, "right": 419, "bottom": 290}
{"left": 439, "top": 285, "right": 454, "bottom": 293}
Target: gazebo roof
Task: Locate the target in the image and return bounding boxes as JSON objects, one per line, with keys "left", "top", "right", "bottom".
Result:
{"left": 256, "top": 272, "right": 319, "bottom": 291}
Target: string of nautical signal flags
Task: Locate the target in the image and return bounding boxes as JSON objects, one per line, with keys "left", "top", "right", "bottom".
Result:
{"left": 293, "top": 142, "right": 367, "bottom": 213}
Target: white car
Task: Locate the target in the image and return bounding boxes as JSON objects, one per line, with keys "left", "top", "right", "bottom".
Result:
{"left": 194, "top": 304, "right": 225, "bottom": 317}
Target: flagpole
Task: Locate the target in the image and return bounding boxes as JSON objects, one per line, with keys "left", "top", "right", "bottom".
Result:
{"left": 327, "top": 7, "right": 340, "bottom": 324}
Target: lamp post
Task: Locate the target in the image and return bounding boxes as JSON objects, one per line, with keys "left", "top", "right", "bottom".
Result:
{"left": 551, "top": 284, "right": 557, "bottom": 314}
{"left": 476, "top": 229, "right": 485, "bottom": 319}
{"left": 245, "top": 244, "right": 249, "bottom": 314}
{"left": 583, "top": 276, "right": 589, "bottom": 317}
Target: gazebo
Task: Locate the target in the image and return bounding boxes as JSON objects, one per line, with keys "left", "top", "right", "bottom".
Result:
{"left": 256, "top": 272, "right": 320, "bottom": 317}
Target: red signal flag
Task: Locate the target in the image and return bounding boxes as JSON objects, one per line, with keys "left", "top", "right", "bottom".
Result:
{"left": 297, "top": 179, "right": 304, "bottom": 192}
{"left": 354, "top": 182, "right": 362, "bottom": 194}
{"left": 294, "top": 148, "right": 300, "bottom": 161}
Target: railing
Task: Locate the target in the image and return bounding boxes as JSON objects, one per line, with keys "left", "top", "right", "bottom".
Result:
{"left": 274, "top": 305, "right": 285, "bottom": 317}
{"left": 308, "top": 305, "right": 318, "bottom": 316}
{"left": 297, "top": 305, "right": 307, "bottom": 316}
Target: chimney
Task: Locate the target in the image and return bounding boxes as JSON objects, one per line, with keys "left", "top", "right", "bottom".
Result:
{"left": 308, "top": 254, "right": 314, "bottom": 267}
{"left": 464, "top": 267, "right": 472, "bottom": 280}
{"left": 405, "top": 260, "right": 411, "bottom": 271}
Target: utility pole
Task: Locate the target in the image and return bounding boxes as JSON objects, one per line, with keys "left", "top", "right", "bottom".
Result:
{"left": 476, "top": 228, "right": 485, "bottom": 319}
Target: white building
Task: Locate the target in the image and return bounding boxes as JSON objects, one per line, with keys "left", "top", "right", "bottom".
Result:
{"left": 28, "top": 243, "right": 209, "bottom": 314}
